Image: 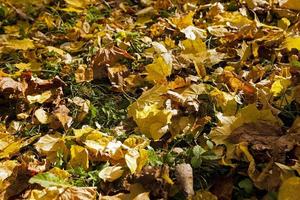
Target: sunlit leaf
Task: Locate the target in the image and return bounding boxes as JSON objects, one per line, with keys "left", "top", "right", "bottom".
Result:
{"left": 98, "top": 165, "right": 124, "bottom": 182}
{"left": 270, "top": 76, "right": 291, "bottom": 97}
{"left": 35, "top": 108, "right": 52, "bottom": 124}
{"left": 4, "top": 39, "right": 35, "bottom": 50}
{"left": 278, "top": 177, "right": 300, "bottom": 200}
{"left": 101, "top": 184, "right": 150, "bottom": 200}
{"left": 0, "top": 160, "right": 19, "bottom": 181}
{"left": 68, "top": 145, "right": 89, "bottom": 170}
{"left": 29, "top": 186, "right": 97, "bottom": 200}
{"left": 53, "top": 105, "right": 73, "bottom": 129}
{"left": 125, "top": 149, "right": 139, "bottom": 174}
{"left": 27, "top": 91, "right": 53, "bottom": 104}
{"left": 283, "top": 36, "right": 300, "bottom": 50}
{"left": 171, "top": 11, "right": 194, "bottom": 30}
{"left": 29, "top": 172, "right": 71, "bottom": 188}
{"left": 193, "top": 190, "right": 218, "bottom": 200}
{"left": 64, "top": 0, "right": 93, "bottom": 8}
{"left": 279, "top": 0, "right": 300, "bottom": 10}
{"left": 128, "top": 85, "right": 173, "bottom": 140}
{"left": 210, "top": 104, "right": 280, "bottom": 145}
{"left": 35, "top": 133, "right": 69, "bottom": 163}
{"left": 146, "top": 55, "right": 172, "bottom": 83}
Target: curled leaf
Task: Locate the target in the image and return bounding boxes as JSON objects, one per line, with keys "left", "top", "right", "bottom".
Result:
{"left": 98, "top": 166, "right": 124, "bottom": 182}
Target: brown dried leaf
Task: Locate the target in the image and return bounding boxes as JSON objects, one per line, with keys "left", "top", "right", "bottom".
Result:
{"left": 0, "top": 77, "right": 25, "bottom": 97}
{"left": 175, "top": 163, "right": 194, "bottom": 198}
{"left": 92, "top": 46, "right": 134, "bottom": 79}
{"left": 52, "top": 105, "right": 73, "bottom": 130}
{"left": 75, "top": 64, "right": 93, "bottom": 83}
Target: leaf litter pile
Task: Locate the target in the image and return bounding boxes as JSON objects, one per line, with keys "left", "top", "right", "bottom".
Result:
{"left": 1, "top": 0, "right": 300, "bottom": 199}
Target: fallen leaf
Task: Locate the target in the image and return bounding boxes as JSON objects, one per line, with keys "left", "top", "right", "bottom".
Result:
{"left": 52, "top": 105, "right": 73, "bottom": 129}
{"left": 75, "top": 65, "right": 93, "bottom": 83}
{"left": 29, "top": 172, "right": 71, "bottom": 188}
{"left": 15, "top": 62, "right": 41, "bottom": 72}
{"left": 210, "top": 88, "right": 237, "bottom": 116}
{"left": 27, "top": 90, "right": 53, "bottom": 104}
{"left": 283, "top": 36, "right": 300, "bottom": 50}
{"left": 35, "top": 133, "right": 69, "bottom": 163}
{"left": 128, "top": 85, "right": 173, "bottom": 140}
{"left": 71, "top": 97, "right": 90, "bottom": 121}
{"left": 29, "top": 186, "right": 97, "bottom": 200}
{"left": 278, "top": 177, "right": 300, "bottom": 200}
{"left": 34, "top": 108, "right": 52, "bottom": 124}
{"left": 175, "top": 163, "right": 194, "bottom": 198}
{"left": 4, "top": 39, "right": 35, "bottom": 50}
{"left": 279, "top": 0, "right": 300, "bottom": 11}
{"left": 270, "top": 76, "right": 291, "bottom": 97}
{"left": 48, "top": 167, "right": 71, "bottom": 180}
{"left": 92, "top": 46, "right": 134, "bottom": 80}
{"left": 193, "top": 190, "right": 218, "bottom": 200}
{"left": 210, "top": 104, "right": 280, "bottom": 145}
{"left": 0, "top": 135, "right": 24, "bottom": 159}
{"left": 125, "top": 149, "right": 139, "bottom": 174}
{"left": 146, "top": 56, "right": 172, "bottom": 83}
{"left": 101, "top": 183, "right": 150, "bottom": 200}
{"left": 0, "top": 77, "right": 25, "bottom": 97}
{"left": 98, "top": 165, "right": 124, "bottom": 182}
{"left": 64, "top": 0, "right": 93, "bottom": 8}
{"left": 68, "top": 145, "right": 89, "bottom": 170}
{"left": 171, "top": 11, "right": 194, "bottom": 30}
{"left": 0, "top": 160, "right": 19, "bottom": 182}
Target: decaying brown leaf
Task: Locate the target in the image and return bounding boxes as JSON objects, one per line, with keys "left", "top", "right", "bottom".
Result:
{"left": 2, "top": 0, "right": 300, "bottom": 199}
{"left": 175, "top": 163, "right": 194, "bottom": 198}
{"left": 92, "top": 46, "right": 134, "bottom": 79}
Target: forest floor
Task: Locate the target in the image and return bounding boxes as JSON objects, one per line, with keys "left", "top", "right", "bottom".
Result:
{"left": 1, "top": 0, "right": 300, "bottom": 199}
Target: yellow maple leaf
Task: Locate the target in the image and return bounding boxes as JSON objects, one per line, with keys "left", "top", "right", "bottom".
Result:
{"left": 123, "top": 135, "right": 149, "bottom": 149}
{"left": 278, "top": 177, "right": 300, "bottom": 200}
{"left": 46, "top": 46, "right": 66, "bottom": 56}
{"left": 171, "top": 11, "right": 195, "bottom": 30}
{"left": 15, "top": 62, "right": 41, "bottom": 72}
{"left": 68, "top": 145, "right": 89, "bottom": 170}
{"left": 98, "top": 166, "right": 124, "bottom": 182}
{"left": 0, "top": 160, "right": 19, "bottom": 182}
{"left": 122, "top": 136, "right": 149, "bottom": 173}
{"left": 64, "top": 0, "right": 93, "bottom": 8}
{"left": 279, "top": 0, "right": 300, "bottom": 11}
{"left": 270, "top": 76, "right": 291, "bottom": 97}
{"left": 35, "top": 133, "right": 69, "bottom": 163}
{"left": 29, "top": 186, "right": 97, "bottom": 200}
{"left": 130, "top": 103, "right": 172, "bottom": 140}
{"left": 34, "top": 108, "right": 52, "bottom": 124}
{"left": 0, "top": 133, "right": 24, "bottom": 159}
{"left": 283, "top": 36, "right": 300, "bottom": 50}
{"left": 5, "top": 39, "right": 35, "bottom": 50}
{"left": 48, "top": 167, "right": 71, "bottom": 180}
{"left": 125, "top": 149, "right": 139, "bottom": 174}
{"left": 193, "top": 190, "right": 218, "bottom": 200}
{"left": 136, "top": 149, "right": 148, "bottom": 173}
{"left": 128, "top": 85, "right": 172, "bottom": 140}
{"left": 181, "top": 37, "right": 207, "bottom": 55}
{"left": 180, "top": 36, "right": 208, "bottom": 70}
{"left": 210, "top": 88, "right": 237, "bottom": 116}
{"left": 216, "top": 11, "right": 254, "bottom": 29}
{"left": 27, "top": 90, "right": 52, "bottom": 104}
{"left": 146, "top": 56, "right": 172, "bottom": 83}
{"left": 210, "top": 104, "right": 280, "bottom": 145}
